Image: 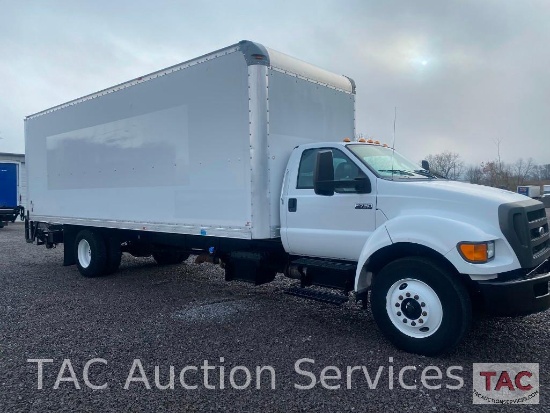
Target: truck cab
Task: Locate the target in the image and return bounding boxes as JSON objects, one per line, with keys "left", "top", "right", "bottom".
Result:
{"left": 281, "top": 141, "right": 550, "bottom": 355}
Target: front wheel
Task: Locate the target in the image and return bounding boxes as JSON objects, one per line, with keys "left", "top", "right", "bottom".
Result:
{"left": 370, "top": 257, "right": 471, "bottom": 356}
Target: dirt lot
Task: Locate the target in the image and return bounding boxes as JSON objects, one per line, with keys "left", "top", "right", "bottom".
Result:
{"left": 0, "top": 221, "right": 548, "bottom": 412}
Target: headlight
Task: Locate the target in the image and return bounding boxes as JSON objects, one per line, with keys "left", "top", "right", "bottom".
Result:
{"left": 457, "top": 241, "right": 495, "bottom": 263}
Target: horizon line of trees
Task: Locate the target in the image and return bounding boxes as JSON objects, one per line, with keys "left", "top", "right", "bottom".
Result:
{"left": 424, "top": 151, "right": 550, "bottom": 189}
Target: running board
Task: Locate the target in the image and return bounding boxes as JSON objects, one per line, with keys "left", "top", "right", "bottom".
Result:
{"left": 290, "top": 258, "right": 356, "bottom": 292}
{"left": 285, "top": 286, "right": 349, "bottom": 306}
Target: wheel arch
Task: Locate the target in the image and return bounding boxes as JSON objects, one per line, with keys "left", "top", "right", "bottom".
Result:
{"left": 354, "top": 214, "right": 499, "bottom": 294}
{"left": 355, "top": 242, "right": 469, "bottom": 293}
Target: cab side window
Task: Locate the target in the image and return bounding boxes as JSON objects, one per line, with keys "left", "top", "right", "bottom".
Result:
{"left": 297, "top": 148, "right": 363, "bottom": 192}
{"left": 296, "top": 149, "right": 318, "bottom": 189}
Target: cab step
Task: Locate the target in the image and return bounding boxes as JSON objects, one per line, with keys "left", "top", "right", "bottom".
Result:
{"left": 285, "top": 286, "right": 349, "bottom": 306}
{"left": 289, "top": 258, "right": 356, "bottom": 292}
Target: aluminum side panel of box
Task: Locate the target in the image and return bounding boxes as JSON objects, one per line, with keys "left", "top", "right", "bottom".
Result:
{"left": 26, "top": 51, "right": 253, "bottom": 234}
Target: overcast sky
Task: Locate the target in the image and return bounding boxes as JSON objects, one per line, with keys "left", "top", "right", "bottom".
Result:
{"left": 1, "top": 0, "right": 549, "bottom": 165}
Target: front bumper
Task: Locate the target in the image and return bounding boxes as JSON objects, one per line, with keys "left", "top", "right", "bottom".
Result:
{"left": 477, "top": 270, "right": 550, "bottom": 316}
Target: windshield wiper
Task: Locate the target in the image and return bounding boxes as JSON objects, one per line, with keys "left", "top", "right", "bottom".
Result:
{"left": 412, "top": 169, "right": 438, "bottom": 178}
{"left": 378, "top": 169, "right": 416, "bottom": 177}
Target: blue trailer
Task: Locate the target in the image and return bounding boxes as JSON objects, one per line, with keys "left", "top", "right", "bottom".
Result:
{"left": 0, "top": 163, "right": 17, "bottom": 206}
{"left": 0, "top": 157, "right": 25, "bottom": 227}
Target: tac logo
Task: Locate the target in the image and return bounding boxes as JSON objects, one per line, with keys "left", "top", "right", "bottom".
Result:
{"left": 472, "top": 363, "right": 539, "bottom": 404}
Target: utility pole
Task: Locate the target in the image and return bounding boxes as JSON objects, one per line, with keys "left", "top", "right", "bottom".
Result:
{"left": 493, "top": 138, "right": 502, "bottom": 173}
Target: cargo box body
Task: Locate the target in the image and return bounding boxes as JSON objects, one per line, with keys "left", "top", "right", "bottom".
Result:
{"left": 25, "top": 41, "right": 355, "bottom": 239}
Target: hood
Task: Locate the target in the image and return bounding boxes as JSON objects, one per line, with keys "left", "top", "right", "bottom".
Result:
{"left": 376, "top": 179, "right": 532, "bottom": 232}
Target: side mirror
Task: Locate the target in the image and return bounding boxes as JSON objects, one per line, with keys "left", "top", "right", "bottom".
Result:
{"left": 421, "top": 160, "right": 430, "bottom": 171}
{"left": 314, "top": 150, "right": 335, "bottom": 196}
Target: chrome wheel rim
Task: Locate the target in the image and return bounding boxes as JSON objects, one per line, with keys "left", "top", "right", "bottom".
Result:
{"left": 77, "top": 239, "right": 92, "bottom": 268}
{"left": 386, "top": 278, "right": 443, "bottom": 338}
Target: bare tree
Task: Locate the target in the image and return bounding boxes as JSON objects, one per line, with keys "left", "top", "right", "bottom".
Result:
{"left": 481, "top": 160, "right": 512, "bottom": 189}
{"left": 512, "top": 158, "right": 535, "bottom": 186}
{"left": 536, "top": 164, "right": 550, "bottom": 181}
{"left": 466, "top": 166, "right": 483, "bottom": 184}
{"left": 425, "top": 151, "right": 465, "bottom": 180}
{"left": 530, "top": 164, "right": 542, "bottom": 182}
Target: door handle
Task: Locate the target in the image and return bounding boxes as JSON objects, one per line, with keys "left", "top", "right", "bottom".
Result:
{"left": 288, "top": 198, "right": 297, "bottom": 212}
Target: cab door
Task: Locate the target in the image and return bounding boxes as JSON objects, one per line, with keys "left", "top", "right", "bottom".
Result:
{"left": 283, "top": 147, "right": 377, "bottom": 261}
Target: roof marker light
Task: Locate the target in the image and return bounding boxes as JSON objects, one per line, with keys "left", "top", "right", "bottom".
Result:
{"left": 358, "top": 138, "right": 366, "bottom": 142}
{"left": 343, "top": 137, "right": 351, "bottom": 142}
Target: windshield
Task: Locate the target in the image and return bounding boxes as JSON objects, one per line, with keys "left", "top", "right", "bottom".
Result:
{"left": 347, "top": 144, "right": 435, "bottom": 179}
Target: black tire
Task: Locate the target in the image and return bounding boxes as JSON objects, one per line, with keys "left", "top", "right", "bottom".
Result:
{"left": 152, "top": 250, "right": 189, "bottom": 265}
{"left": 74, "top": 229, "right": 108, "bottom": 277}
{"left": 104, "top": 237, "right": 122, "bottom": 275}
{"left": 370, "top": 257, "right": 471, "bottom": 356}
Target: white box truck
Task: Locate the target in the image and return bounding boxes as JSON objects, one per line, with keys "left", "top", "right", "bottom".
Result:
{"left": 25, "top": 41, "right": 550, "bottom": 356}
{"left": 517, "top": 185, "right": 541, "bottom": 198}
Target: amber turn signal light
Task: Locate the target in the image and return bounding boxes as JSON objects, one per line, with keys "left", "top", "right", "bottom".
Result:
{"left": 457, "top": 241, "right": 495, "bottom": 263}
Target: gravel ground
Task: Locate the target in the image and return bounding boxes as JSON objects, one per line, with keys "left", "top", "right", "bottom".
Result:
{"left": 1, "top": 220, "right": 549, "bottom": 412}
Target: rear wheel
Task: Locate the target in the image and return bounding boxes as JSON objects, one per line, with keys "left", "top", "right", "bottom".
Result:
{"left": 370, "top": 257, "right": 471, "bottom": 356}
{"left": 152, "top": 250, "right": 189, "bottom": 265}
{"left": 75, "top": 229, "right": 107, "bottom": 277}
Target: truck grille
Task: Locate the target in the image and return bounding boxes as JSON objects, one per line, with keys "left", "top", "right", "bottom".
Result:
{"left": 526, "top": 208, "right": 549, "bottom": 260}
{"left": 499, "top": 200, "right": 550, "bottom": 268}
